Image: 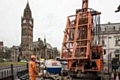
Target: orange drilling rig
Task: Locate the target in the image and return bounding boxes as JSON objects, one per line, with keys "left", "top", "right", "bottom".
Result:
{"left": 60, "top": 0, "right": 104, "bottom": 80}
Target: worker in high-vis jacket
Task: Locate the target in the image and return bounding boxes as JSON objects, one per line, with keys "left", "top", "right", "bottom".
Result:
{"left": 28, "top": 55, "right": 42, "bottom": 80}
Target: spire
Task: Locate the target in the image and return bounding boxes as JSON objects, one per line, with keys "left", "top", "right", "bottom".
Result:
{"left": 44, "top": 36, "right": 46, "bottom": 43}
{"left": 25, "top": 2, "right": 30, "bottom": 10}
{"left": 23, "top": 2, "right": 32, "bottom": 18}
{"left": 44, "top": 36, "right": 47, "bottom": 48}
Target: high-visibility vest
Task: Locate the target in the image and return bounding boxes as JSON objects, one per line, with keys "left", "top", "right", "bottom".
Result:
{"left": 29, "top": 60, "right": 38, "bottom": 77}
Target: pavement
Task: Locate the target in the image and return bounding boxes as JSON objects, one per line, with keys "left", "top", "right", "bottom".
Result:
{"left": 36, "top": 77, "right": 53, "bottom": 80}
{"left": 36, "top": 77, "right": 42, "bottom": 80}
{"left": 36, "top": 75, "right": 109, "bottom": 80}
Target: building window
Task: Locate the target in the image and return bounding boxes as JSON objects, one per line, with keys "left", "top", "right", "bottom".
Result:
{"left": 113, "top": 26, "right": 115, "bottom": 30}
{"left": 115, "top": 54, "right": 119, "bottom": 58}
{"left": 105, "top": 27, "right": 107, "bottom": 31}
{"left": 108, "top": 36, "right": 111, "bottom": 39}
{"left": 115, "top": 40, "right": 118, "bottom": 45}
{"left": 102, "top": 39, "right": 106, "bottom": 46}
{"left": 102, "top": 39, "right": 105, "bottom": 45}
{"left": 99, "top": 27, "right": 101, "bottom": 31}
{"left": 104, "top": 49, "right": 106, "bottom": 55}
{"left": 114, "top": 49, "right": 120, "bottom": 53}
{"left": 115, "top": 37, "right": 120, "bottom": 46}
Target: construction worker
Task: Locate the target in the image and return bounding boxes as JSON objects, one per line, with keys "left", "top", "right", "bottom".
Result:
{"left": 28, "top": 55, "right": 42, "bottom": 80}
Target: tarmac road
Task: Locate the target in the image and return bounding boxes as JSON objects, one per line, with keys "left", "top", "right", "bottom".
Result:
{"left": 36, "top": 74, "right": 109, "bottom": 80}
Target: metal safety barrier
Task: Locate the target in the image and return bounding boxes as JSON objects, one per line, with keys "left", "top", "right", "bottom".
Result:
{"left": 0, "top": 63, "right": 28, "bottom": 80}
{"left": 0, "top": 64, "right": 14, "bottom": 80}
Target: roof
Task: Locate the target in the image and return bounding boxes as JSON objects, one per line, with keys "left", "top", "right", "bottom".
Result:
{"left": 101, "top": 22, "right": 120, "bottom": 25}
{"left": 25, "top": 2, "right": 30, "bottom": 10}
{"left": 23, "top": 2, "right": 32, "bottom": 18}
{"left": 30, "top": 41, "right": 52, "bottom": 49}
{"left": 46, "top": 43, "right": 52, "bottom": 49}
{"left": 11, "top": 45, "right": 20, "bottom": 48}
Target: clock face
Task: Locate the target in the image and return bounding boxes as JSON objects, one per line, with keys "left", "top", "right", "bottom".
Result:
{"left": 23, "top": 20, "right": 26, "bottom": 23}
{"left": 29, "top": 21, "right": 32, "bottom": 25}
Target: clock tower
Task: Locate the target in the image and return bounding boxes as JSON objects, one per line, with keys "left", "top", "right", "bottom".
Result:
{"left": 21, "top": 2, "right": 33, "bottom": 61}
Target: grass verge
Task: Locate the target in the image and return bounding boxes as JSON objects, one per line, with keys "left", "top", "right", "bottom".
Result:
{"left": 0, "top": 62, "right": 27, "bottom": 67}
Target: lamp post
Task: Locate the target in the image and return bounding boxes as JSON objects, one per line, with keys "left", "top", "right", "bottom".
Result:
{"left": 107, "top": 36, "right": 111, "bottom": 80}
{"left": 43, "top": 37, "right": 46, "bottom": 61}
{"left": 38, "top": 38, "right": 42, "bottom": 60}
{"left": 42, "top": 37, "right": 46, "bottom": 80}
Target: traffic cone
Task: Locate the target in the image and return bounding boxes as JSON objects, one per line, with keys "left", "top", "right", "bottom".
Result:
{"left": 116, "top": 73, "right": 119, "bottom": 80}
{"left": 112, "top": 73, "right": 114, "bottom": 80}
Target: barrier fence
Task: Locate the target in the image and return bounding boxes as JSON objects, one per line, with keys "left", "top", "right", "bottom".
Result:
{"left": 0, "top": 63, "right": 28, "bottom": 80}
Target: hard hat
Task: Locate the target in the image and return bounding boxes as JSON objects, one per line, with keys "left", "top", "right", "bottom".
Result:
{"left": 30, "top": 55, "right": 36, "bottom": 59}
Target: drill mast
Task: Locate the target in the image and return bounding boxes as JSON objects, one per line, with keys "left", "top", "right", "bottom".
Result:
{"left": 60, "top": 0, "right": 103, "bottom": 74}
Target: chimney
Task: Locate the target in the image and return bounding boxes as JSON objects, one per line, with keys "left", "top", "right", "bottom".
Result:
{"left": 38, "top": 38, "right": 40, "bottom": 41}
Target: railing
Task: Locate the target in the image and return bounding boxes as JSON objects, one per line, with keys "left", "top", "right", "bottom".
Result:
{"left": 0, "top": 63, "right": 28, "bottom": 80}
{"left": 0, "top": 64, "right": 14, "bottom": 80}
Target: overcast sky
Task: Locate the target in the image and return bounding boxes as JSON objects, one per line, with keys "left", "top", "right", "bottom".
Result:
{"left": 0, "top": 0, "right": 120, "bottom": 50}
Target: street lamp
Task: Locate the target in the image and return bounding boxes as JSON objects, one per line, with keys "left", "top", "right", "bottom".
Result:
{"left": 42, "top": 37, "right": 47, "bottom": 80}
{"left": 38, "top": 39, "right": 41, "bottom": 60}
{"left": 107, "top": 36, "right": 111, "bottom": 80}
{"left": 43, "top": 37, "right": 46, "bottom": 62}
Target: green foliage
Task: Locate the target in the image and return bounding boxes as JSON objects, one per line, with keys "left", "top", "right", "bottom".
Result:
{"left": 0, "top": 49, "right": 11, "bottom": 59}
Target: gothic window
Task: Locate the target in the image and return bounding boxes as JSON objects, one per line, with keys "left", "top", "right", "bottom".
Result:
{"left": 23, "top": 20, "right": 26, "bottom": 23}
{"left": 29, "top": 20, "right": 32, "bottom": 25}
{"left": 22, "top": 29, "right": 26, "bottom": 35}
{"left": 23, "top": 56, "right": 25, "bottom": 59}
{"left": 22, "top": 26, "right": 26, "bottom": 29}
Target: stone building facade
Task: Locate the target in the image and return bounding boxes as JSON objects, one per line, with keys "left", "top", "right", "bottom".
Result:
{"left": 29, "top": 38, "right": 59, "bottom": 60}
{"left": 0, "top": 41, "right": 3, "bottom": 50}
{"left": 93, "top": 22, "right": 120, "bottom": 61}
{"left": 20, "top": 2, "right": 59, "bottom": 61}
{"left": 21, "top": 2, "right": 33, "bottom": 60}
{"left": 10, "top": 46, "right": 20, "bottom": 62}
{"left": 10, "top": 38, "right": 59, "bottom": 62}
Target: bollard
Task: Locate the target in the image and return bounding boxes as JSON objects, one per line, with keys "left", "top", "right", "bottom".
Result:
{"left": 11, "top": 64, "right": 14, "bottom": 80}
{"left": 27, "top": 62, "right": 28, "bottom": 69}
{"left": 112, "top": 73, "right": 114, "bottom": 80}
{"left": 26, "top": 62, "right": 29, "bottom": 76}
{"left": 39, "top": 63, "right": 40, "bottom": 73}
{"left": 116, "top": 73, "right": 119, "bottom": 80}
